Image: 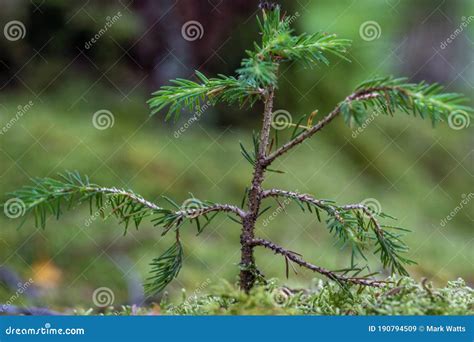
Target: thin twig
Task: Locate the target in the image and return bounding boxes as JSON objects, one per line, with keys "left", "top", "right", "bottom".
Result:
{"left": 251, "top": 238, "right": 388, "bottom": 287}
{"left": 177, "top": 204, "right": 246, "bottom": 219}
{"left": 264, "top": 87, "right": 395, "bottom": 166}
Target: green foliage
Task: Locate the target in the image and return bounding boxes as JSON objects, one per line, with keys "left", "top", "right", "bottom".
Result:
{"left": 5, "top": 171, "right": 160, "bottom": 232}
{"left": 267, "top": 192, "right": 413, "bottom": 277}
{"left": 5, "top": 5, "right": 474, "bottom": 298}
{"left": 3, "top": 171, "right": 224, "bottom": 295}
{"left": 145, "top": 240, "right": 184, "bottom": 295}
{"left": 341, "top": 76, "right": 474, "bottom": 127}
{"left": 149, "top": 6, "right": 352, "bottom": 120}
{"left": 238, "top": 7, "right": 351, "bottom": 88}
{"left": 161, "top": 278, "right": 473, "bottom": 315}
{"left": 148, "top": 72, "right": 262, "bottom": 121}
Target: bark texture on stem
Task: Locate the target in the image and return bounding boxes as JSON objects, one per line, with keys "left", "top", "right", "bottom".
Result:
{"left": 239, "top": 88, "right": 275, "bottom": 293}
{"left": 251, "top": 238, "right": 388, "bottom": 287}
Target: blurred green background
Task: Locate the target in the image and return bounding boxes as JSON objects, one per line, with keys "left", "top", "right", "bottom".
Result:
{"left": 0, "top": 0, "right": 472, "bottom": 311}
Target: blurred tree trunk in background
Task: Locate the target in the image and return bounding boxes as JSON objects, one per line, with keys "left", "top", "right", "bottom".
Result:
{"left": 132, "top": 0, "right": 256, "bottom": 90}
{"left": 399, "top": 0, "right": 460, "bottom": 84}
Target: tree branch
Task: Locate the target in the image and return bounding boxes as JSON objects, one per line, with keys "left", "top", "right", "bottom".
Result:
{"left": 262, "top": 189, "right": 328, "bottom": 209}
{"left": 94, "top": 187, "right": 162, "bottom": 211}
{"left": 261, "top": 189, "right": 343, "bottom": 221}
{"left": 177, "top": 203, "right": 246, "bottom": 219}
{"left": 264, "top": 87, "right": 394, "bottom": 166}
{"left": 250, "top": 238, "right": 387, "bottom": 287}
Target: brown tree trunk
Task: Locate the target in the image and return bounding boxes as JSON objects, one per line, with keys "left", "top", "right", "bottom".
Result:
{"left": 239, "top": 88, "right": 275, "bottom": 293}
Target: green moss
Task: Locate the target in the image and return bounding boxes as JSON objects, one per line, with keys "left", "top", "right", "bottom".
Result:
{"left": 88, "top": 277, "right": 473, "bottom": 316}
{"left": 162, "top": 277, "right": 473, "bottom": 315}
